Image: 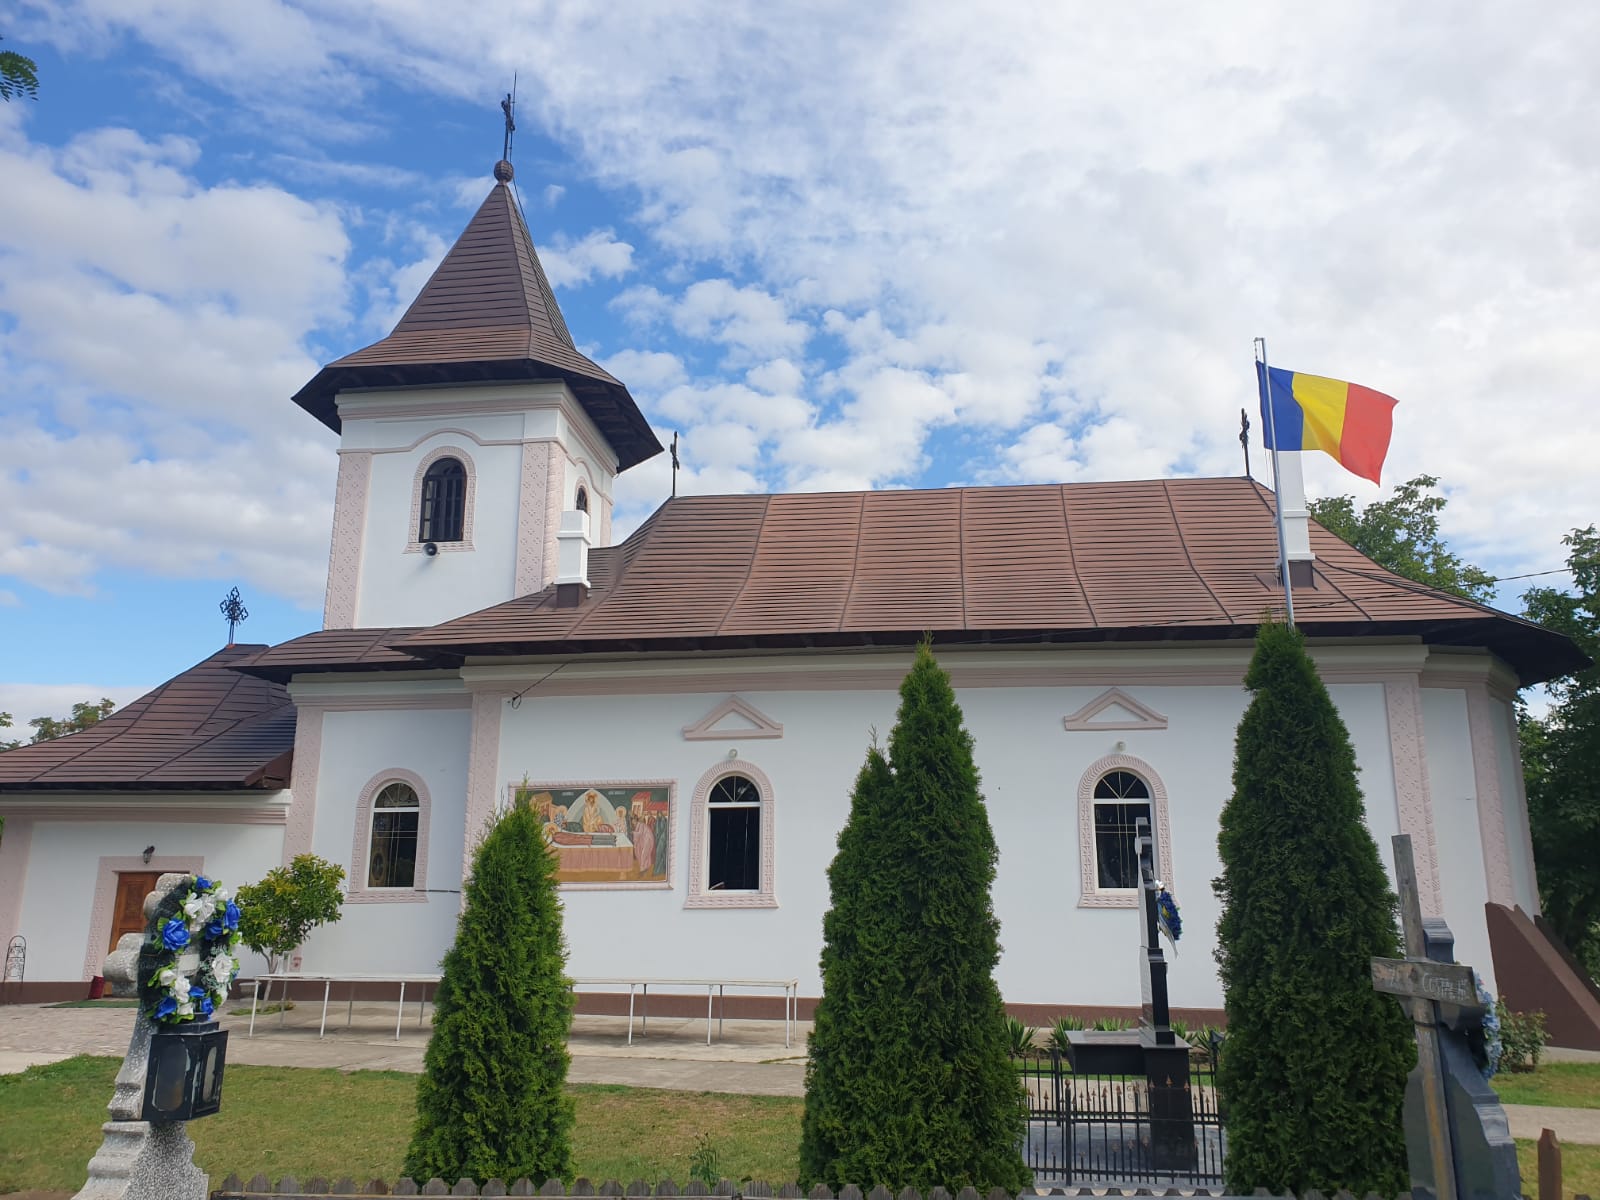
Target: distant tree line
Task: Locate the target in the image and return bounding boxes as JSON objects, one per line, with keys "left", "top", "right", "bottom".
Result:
{"left": 0, "top": 699, "right": 118, "bottom": 752}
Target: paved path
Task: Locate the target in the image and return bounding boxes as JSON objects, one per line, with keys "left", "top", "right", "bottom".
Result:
{"left": 0, "top": 1001, "right": 808, "bottom": 1096}
{"left": 1503, "top": 1103, "right": 1600, "bottom": 1145}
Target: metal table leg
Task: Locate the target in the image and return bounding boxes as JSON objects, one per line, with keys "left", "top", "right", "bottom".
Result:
{"left": 318, "top": 979, "right": 331, "bottom": 1038}
{"left": 395, "top": 981, "right": 406, "bottom": 1041}
{"left": 627, "top": 984, "right": 636, "bottom": 1046}
{"left": 248, "top": 980, "right": 260, "bottom": 1038}
{"left": 347, "top": 983, "right": 355, "bottom": 1029}
{"left": 706, "top": 985, "right": 714, "bottom": 1046}
{"left": 641, "top": 983, "right": 649, "bottom": 1037}
{"left": 718, "top": 983, "right": 725, "bottom": 1041}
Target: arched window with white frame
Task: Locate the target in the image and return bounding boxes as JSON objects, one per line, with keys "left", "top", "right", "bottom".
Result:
{"left": 1076, "top": 754, "right": 1171, "bottom": 908}
{"left": 685, "top": 760, "right": 777, "bottom": 908}
{"left": 349, "top": 768, "right": 432, "bottom": 903}
{"left": 407, "top": 446, "right": 476, "bottom": 552}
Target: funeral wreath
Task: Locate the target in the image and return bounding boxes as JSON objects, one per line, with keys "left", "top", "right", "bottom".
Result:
{"left": 1155, "top": 881, "right": 1182, "bottom": 946}
{"left": 137, "top": 875, "right": 243, "bottom": 1025}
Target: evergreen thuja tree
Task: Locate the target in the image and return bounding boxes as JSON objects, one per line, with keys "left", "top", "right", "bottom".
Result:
{"left": 1214, "top": 621, "right": 1413, "bottom": 1196}
{"left": 405, "top": 800, "right": 574, "bottom": 1185}
{"left": 800, "top": 642, "right": 1030, "bottom": 1192}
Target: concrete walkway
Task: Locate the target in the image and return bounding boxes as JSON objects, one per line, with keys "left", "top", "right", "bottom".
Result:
{"left": 0, "top": 1001, "right": 808, "bottom": 1096}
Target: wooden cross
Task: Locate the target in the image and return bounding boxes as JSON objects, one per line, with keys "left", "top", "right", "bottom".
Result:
{"left": 1371, "top": 834, "right": 1482, "bottom": 1200}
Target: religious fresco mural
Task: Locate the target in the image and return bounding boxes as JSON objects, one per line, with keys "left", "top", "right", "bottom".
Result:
{"left": 507, "top": 778, "right": 673, "bottom": 889}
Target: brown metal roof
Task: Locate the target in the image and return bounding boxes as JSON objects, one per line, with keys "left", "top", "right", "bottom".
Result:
{"left": 0, "top": 645, "right": 294, "bottom": 791}
{"left": 292, "top": 175, "right": 663, "bottom": 472}
{"left": 229, "top": 627, "right": 436, "bottom": 682}
{"left": 385, "top": 477, "right": 1584, "bottom": 684}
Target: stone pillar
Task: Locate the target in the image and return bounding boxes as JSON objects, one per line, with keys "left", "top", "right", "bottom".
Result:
{"left": 73, "top": 874, "right": 208, "bottom": 1200}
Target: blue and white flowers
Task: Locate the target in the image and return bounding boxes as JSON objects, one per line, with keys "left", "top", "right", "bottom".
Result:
{"left": 140, "top": 875, "right": 244, "bottom": 1027}
{"left": 1155, "top": 881, "right": 1182, "bottom": 949}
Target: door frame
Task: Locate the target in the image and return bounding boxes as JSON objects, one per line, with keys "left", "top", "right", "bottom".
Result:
{"left": 84, "top": 856, "right": 205, "bottom": 980}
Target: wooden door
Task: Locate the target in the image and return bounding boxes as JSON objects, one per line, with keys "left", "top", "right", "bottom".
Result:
{"left": 109, "top": 872, "right": 160, "bottom": 951}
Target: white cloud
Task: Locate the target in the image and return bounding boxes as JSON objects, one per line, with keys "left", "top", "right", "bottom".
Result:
{"left": 671, "top": 279, "right": 809, "bottom": 361}
{"left": 541, "top": 229, "right": 635, "bottom": 288}
{"left": 0, "top": 121, "right": 346, "bottom": 605}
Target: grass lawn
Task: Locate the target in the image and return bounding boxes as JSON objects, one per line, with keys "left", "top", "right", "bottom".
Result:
{"left": 0, "top": 1056, "right": 803, "bottom": 1195}
{"left": 43, "top": 999, "right": 139, "bottom": 1010}
{"left": 1493, "top": 1062, "right": 1600, "bottom": 1110}
{"left": 1517, "top": 1139, "right": 1600, "bottom": 1199}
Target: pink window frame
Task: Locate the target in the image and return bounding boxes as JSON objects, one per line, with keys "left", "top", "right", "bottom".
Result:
{"left": 1077, "top": 753, "right": 1173, "bottom": 909}
{"left": 348, "top": 768, "right": 432, "bottom": 904}
{"left": 685, "top": 758, "right": 777, "bottom": 909}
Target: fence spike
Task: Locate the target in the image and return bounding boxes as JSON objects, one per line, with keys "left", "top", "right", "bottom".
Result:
{"left": 394, "top": 1180, "right": 421, "bottom": 1197}
{"left": 219, "top": 1173, "right": 243, "bottom": 1193}
{"left": 684, "top": 1182, "right": 710, "bottom": 1198}
{"left": 508, "top": 1180, "right": 536, "bottom": 1197}
{"left": 276, "top": 1177, "right": 302, "bottom": 1195}
{"left": 452, "top": 1180, "right": 482, "bottom": 1196}
{"left": 895, "top": 1187, "right": 921, "bottom": 1200}
{"left": 985, "top": 1188, "right": 1010, "bottom": 1200}
{"left": 626, "top": 1182, "right": 653, "bottom": 1197}
{"left": 839, "top": 1186, "right": 863, "bottom": 1200}
{"left": 600, "top": 1183, "right": 624, "bottom": 1197}
{"left": 247, "top": 1174, "right": 273, "bottom": 1194}
{"left": 926, "top": 1187, "right": 951, "bottom": 1200}
{"left": 954, "top": 1188, "right": 981, "bottom": 1200}
{"left": 574, "top": 1180, "right": 598, "bottom": 1197}
{"left": 540, "top": 1181, "right": 567, "bottom": 1197}
{"left": 482, "top": 1182, "right": 508, "bottom": 1198}
{"left": 745, "top": 1182, "right": 773, "bottom": 1197}
{"left": 777, "top": 1184, "right": 804, "bottom": 1198}
{"left": 332, "top": 1179, "right": 358, "bottom": 1196}
{"left": 305, "top": 1178, "right": 332, "bottom": 1194}
{"left": 654, "top": 1181, "right": 680, "bottom": 1198}
{"left": 367, "top": 1182, "right": 392, "bottom": 1196}
{"left": 714, "top": 1182, "right": 738, "bottom": 1197}
{"left": 421, "top": 1179, "right": 451, "bottom": 1196}
{"left": 807, "top": 1185, "right": 834, "bottom": 1200}
{"left": 1303, "top": 1191, "right": 1326, "bottom": 1200}
{"left": 866, "top": 1186, "right": 892, "bottom": 1200}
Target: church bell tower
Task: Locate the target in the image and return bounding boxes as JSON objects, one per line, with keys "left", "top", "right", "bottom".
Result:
{"left": 291, "top": 157, "right": 661, "bottom": 631}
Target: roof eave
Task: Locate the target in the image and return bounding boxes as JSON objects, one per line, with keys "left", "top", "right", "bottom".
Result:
{"left": 292, "top": 360, "right": 663, "bottom": 472}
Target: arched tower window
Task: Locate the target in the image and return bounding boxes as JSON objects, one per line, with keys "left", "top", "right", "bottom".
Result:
{"left": 575, "top": 484, "right": 589, "bottom": 513}
{"left": 418, "top": 458, "right": 466, "bottom": 542}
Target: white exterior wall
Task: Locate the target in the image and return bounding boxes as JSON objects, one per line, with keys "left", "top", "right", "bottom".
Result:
{"left": 296, "top": 705, "right": 472, "bottom": 975}
{"left": 15, "top": 816, "right": 284, "bottom": 981}
{"left": 1491, "top": 693, "right": 1541, "bottom": 913}
{"left": 328, "top": 381, "right": 622, "bottom": 630}
{"left": 1420, "top": 687, "right": 1495, "bottom": 991}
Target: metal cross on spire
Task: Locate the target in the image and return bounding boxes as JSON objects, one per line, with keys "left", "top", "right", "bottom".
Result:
{"left": 219, "top": 587, "right": 249, "bottom": 646}
{"left": 500, "top": 77, "right": 517, "bottom": 163}
{"left": 1239, "top": 407, "right": 1252, "bottom": 478}
{"left": 670, "top": 431, "right": 681, "bottom": 498}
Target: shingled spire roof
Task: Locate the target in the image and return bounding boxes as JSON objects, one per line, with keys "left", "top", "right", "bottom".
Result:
{"left": 293, "top": 162, "right": 662, "bottom": 471}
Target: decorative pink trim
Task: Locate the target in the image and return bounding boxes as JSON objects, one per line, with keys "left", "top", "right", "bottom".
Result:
{"left": 1497, "top": 694, "right": 1541, "bottom": 913}
{"left": 461, "top": 691, "right": 506, "bottom": 889}
{"left": 600, "top": 494, "right": 612, "bottom": 547}
{"left": 685, "top": 758, "right": 777, "bottom": 909}
{"left": 502, "top": 778, "right": 676, "bottom": 892}
{"left": 406, "top": 445, "right": 477, "bottom": 553}
{"left": 1062, "top": 688, "right": 1169, "bottom": 732}
{"left": 282, "top": 706, "right": 325, "bottom": 864}
{"left": 83, "top": 855, "right": 205, "bottom": 981}
{"left": 1076, "top": 754, "right": 1172, "bottom": 909}
{"left": 0, "top": 804, "right": 286, "bottom": 825}
{"left": 682, "top": 695, "right": 784, "bottom": 741}
{"left": 515, "top": 441, "right": 550, "bottom": 596}
{"left": 347, "top": 768, "right": 432, "bottom": 904}
{"left": 1462, "top": 682, "right": 1516, "bottom": 906}
{"left": 323, "top": 451, "right": 371, "bottom": 630}
{"left": 0, "top": 818, "right": 34, "bottom": 948}
{"left": 543, "top": 444, "right": 562, "bottom": 586}
{"left": 1383, "top": 677, "right": 1443, "bottom": 915}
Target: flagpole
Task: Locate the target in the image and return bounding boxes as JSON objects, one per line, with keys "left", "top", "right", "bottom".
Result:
{"left": 1255, "top": 337, "right": 1295, "bottom": 625}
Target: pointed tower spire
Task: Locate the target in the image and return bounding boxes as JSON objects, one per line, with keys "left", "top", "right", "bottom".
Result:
{"left": 292, "top": 162, "right": 661, "bottom": 471}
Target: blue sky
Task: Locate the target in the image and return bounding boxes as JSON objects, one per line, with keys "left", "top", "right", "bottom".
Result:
{"left": 2, "top": 3, "right": 1598, "bottom": 721}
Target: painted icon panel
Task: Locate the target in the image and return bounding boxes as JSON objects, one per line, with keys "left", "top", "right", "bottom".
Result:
{"left": 507, "top": 777, "right": 673, "bottom": 890}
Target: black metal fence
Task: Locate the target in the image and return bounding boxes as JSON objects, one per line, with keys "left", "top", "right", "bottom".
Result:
{"left": 1014, "top": 1048, "right": 1227, "bottom": 1189}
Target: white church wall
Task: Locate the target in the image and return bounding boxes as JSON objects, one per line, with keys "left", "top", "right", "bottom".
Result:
{"left": 1421, "top": 687, "right": 1495, "bottom": 990}
{"left": 18, "top": 817, "right": 283, "bottom": 981}
{"left": 355, "top": 428, "right": 524, "bottom": 627}
{"left": 1490, "top": 693, "right": 1540, "bottom": 913}
{"left": 298, "top": 706, "right": 471, "bottom": 974}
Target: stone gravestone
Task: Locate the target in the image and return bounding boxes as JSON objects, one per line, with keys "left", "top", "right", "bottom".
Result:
{"left": 102, "top": 934, "right": 144, "bottom": 999}
{"left": 1134, "top": 818, "right": 1196, "bottom": 1172}
{"left": 1371, "top": 834, "right": 1521, "bottom": 1200}
{"left": 73, "top": 872, "right": 209, "bottom": 1200}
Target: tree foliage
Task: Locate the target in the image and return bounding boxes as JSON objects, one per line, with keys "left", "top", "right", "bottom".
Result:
{"left": 1520, "top": 525, "right": 1600, "bottom": 978}
{"left": 0, "top": 37, "right": 39, "bottom": 102}
{"left": 1309, "top": 474, "right": 1495, "bottom": 603}
{"left": 235, "top": 854, "right": 346, "bottom": 981}
{"left": 800, "top": 642, "right": 1030, "bottom": 1193}
{"left": 1214, "top": 621, "right": 1413, "bottom": 1196}
{"left": 0, "top": 698, "right": 117, "bottom": 751}
{"left": 405, "top": 798, "right": 573, "bottom": 1186}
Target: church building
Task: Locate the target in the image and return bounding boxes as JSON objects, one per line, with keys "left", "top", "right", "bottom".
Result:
{"left": 3, "top": 158, "right": 1595, "bottom": 1041}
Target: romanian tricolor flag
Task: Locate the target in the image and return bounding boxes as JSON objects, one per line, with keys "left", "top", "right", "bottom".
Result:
{"left": 1257, "top": 363, "right": 1397, "bottom": 485}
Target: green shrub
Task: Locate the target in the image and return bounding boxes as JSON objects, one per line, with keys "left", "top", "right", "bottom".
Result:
{"left": 1048, "top": 1016, "right": 1082, "bottom": 1055}
{"left": 1497, "top": 1002, "right": 1548, "bottom": 1072}
{"left": 800, "top": 642, "right": 1030, "bottom": 1192}
{"left": 1214, "top": 621, "right": 1412, "bottom": 1197}
{"left": 1005, "top": 1016, "right": 1039, "bottom": 1058}
{"left": 1090, "top": 1015, "right": 1131, "bottom": 1032}
{"left": 404, "top": 800, "right": 573, "bottom": 1186}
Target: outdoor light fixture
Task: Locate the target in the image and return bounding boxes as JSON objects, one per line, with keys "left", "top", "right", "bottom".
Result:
{"left": 142, "top": 845, "right": 156, "bottom": 864}
{"left": 423, "top": 541, "right": 439, "bottom": 557}
{"left": 143, "top": 1021, "right": 228, "bottom": 1123}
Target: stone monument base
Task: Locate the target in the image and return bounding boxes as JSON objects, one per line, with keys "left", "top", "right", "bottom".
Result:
{"left": 72, "top": 1119, "right": 208, "bottom": 1200}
